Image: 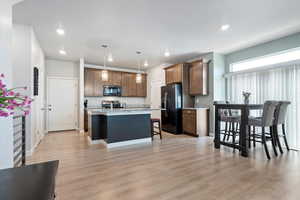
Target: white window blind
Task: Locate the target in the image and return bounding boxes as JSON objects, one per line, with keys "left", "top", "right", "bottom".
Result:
{"left": 227, "top": 64, "right": 300, "bottom": 150}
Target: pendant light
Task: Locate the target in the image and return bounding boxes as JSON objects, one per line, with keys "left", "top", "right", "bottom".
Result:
{"left": 136, "top": 51, "right": 142, "bottom": 84}
{"left": 101, "top": 45, "right": 109, "bottom": 81}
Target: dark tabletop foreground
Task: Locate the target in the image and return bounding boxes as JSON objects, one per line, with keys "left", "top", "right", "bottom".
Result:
{"left": 0, "top": 160, "right": 59, "bottom": 200}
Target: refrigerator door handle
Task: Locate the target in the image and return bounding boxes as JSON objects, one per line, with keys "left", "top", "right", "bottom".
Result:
{"left": 165, "top": 92, "right": 168, "bottom": 109}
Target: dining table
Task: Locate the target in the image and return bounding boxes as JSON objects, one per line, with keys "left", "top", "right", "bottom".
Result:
{"left": 214, "top": 103, "right": 263, "bottom": 157}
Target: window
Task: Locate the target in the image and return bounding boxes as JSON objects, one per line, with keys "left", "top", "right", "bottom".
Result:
{"left": 230, "top": 48, "right": 300, "bottom": 72}
{"left": 227, "top": 63, "right": 300, "bottom": 150}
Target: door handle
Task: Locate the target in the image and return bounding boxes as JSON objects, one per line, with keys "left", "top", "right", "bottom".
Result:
{"left": 165, "top": 92, "right": 168, "bottom": 109}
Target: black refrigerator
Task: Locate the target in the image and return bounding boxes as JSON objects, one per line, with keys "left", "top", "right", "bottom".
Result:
{"left": 161, "top": 83, "right": 182, "bottom": 134}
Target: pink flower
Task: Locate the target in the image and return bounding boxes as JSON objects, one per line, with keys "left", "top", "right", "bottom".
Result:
{"left": 7, "top": 105, "right": 15, "bottom": 110}
{"left": 8, "top": 91, "right": 14, "bottom": 96}
{"left": 0, "top": 75, "right": 32, "bottom": 117}
{"left": 0, "top": 111, "right": 9, "bottom": 117}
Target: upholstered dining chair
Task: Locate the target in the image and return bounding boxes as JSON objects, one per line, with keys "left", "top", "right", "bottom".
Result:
{"left": 273, "top": 101, "right": 291, "bottom": 153}
{"left": 248, "top": 101, "right": 279, "bottom": 159}
{"left": 214, "top": 101, "right": 240, "bottom": 145}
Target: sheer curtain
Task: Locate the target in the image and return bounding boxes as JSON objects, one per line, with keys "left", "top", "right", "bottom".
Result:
{"left": 227, "top": 64, "right": 300, "bottom": 150}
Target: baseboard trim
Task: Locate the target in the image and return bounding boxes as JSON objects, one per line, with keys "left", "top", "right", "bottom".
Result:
{"left": 87, "top": 136, "right": 106, "bottom": 145}
{"left": 107, "top": 138, "right": 152, "bottom": 148}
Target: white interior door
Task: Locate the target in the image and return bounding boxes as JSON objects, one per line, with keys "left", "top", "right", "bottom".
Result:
{"left": 47, "top": 77, "right": 78, "bottom": 132}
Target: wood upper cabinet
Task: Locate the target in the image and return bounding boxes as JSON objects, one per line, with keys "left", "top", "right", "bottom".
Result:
{"left": 84, "top": 68, "right": 147, "bottom": 97}
{"left": 94, "top": 70, "right": 104, "bottom": 96}
{"left": 121, "top": 72, "right": 137, "bottom": 97}
{"left": 189, "top": 60, "right": 208, "bottom": 96}
{"left": 84, "top": 68, "right": 95, "bottom": 97}
{"left": 84, "top": 68, "right": 106, "bottom": 97}
{"left": 108, "top": 71, "right": 122, "bottom": 86}
{"left": 165, "top": 64, "right": 183, "bottom": 85}
{"left": 136, "top": 74, "right": 147, "bottom": 97}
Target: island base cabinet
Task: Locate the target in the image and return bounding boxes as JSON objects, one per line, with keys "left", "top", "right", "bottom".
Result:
{"left": 88, "top": 113, "right": 152, "bottom": 145}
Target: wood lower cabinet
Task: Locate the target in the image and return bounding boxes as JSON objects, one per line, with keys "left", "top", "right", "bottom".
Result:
{"left": 182, "top": 108, "right": 209, "bottom": 137}
{"left": 84, "top": 68, "right": 147, "bottom": 97}
{"left": 165, "top": 64, "right": 183, "bottom": 85}
{"left": 189, "top": 60, "right": 208, "bottom": 96}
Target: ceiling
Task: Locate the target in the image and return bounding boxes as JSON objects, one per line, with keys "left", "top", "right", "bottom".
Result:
{"left": 13, "top": 0, "right": 300, "bottom": 69}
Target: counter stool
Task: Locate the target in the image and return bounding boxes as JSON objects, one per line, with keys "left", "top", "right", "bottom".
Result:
{"left": 151, "top": 118, "right": 162, "bottom": 140}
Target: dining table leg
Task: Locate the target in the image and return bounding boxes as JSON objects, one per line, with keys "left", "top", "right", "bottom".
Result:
{"left": 214, "top": 106, "right": 220, "bottom": 149}
{"left": 240, "top": 107, "right": 249, "bottom": 157}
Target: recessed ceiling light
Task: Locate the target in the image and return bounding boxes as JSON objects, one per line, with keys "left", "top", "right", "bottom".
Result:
{"left": 164, "top": 49, "right": 170, "bottom": 57}
{"left": 59, "top": 49, "right": 66, "bottom": 55}
{"left": 221, "top": 24, "right": 230, "bottom": 31}
{"left": 56, "top": 28, "right": 65, "bottom": 35}
{"left": 144, "top": 60, "right": 149, "bottom": 67}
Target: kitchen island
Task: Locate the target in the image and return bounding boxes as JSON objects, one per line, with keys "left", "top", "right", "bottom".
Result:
{"left": 87, "top": 108, "right": 156, "bottom": 148}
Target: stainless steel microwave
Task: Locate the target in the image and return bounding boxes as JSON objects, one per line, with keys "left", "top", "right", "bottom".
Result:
{"left": 103, "top": 85, "right": 122, "bottom": 96}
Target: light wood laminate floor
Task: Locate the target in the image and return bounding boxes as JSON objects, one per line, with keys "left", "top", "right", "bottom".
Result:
{"left": 29, "top": 131, "right": 300, "bottom": 200}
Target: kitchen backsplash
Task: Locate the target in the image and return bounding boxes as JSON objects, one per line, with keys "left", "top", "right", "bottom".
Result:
{"left": 85, "top": 97, "right": 146, "bottom": 107}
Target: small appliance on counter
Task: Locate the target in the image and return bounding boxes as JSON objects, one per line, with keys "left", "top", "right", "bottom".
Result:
{"left": 84, "top": 100, "right": 88, "bottom": 108}
{"left": 101, "top": 100, "right": 122, "bottom": 109}
{"left": 103, "top": 85, "right": 122, "bottom": 96}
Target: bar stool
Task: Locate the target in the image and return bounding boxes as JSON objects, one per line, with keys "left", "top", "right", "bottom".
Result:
{"left": 151, "top": 118, "right": 162, "bottom": 140}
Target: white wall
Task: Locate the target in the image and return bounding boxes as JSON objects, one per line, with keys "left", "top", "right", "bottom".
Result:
{"left": 146, "top": 64, "right": 166, "bottom": 119}
{"left": 191, "top": 53, "right": 226, "bottom": 134}
{"left": 79, "top": 58, "right": 84, "bottom": 132}
{"left": 46, "top": 59, "right": 79, "bottom": 78}
{"left": 12, "top": 24, "right": 45, "bottom": 154}
{"left": 0, "top": 0, "right": 14, "bottom": 169}
{"left": 30, "top": 27, "right": 46, "bottom": 152}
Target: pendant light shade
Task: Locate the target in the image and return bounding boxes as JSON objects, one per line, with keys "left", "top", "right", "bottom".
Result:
{"left": 136, "top": 73, "right": 142, "bottom": 83}
{"left": 107, "top": 53, "right": 113, "bottom": 62}
{"left": 136, "top": 51, "right": 142, "bottom": 84}
{"left": 102, "top": 70, "right": 108, "bottom": 81}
